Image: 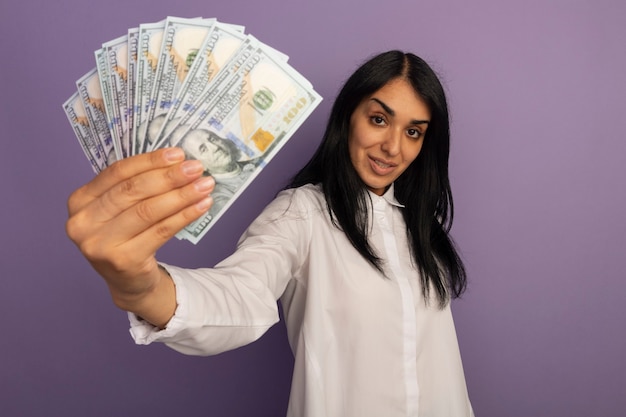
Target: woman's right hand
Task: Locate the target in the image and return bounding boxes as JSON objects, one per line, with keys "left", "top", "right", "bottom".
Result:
{"left": 66, "top": 147, "right": 215, "bottom": 327}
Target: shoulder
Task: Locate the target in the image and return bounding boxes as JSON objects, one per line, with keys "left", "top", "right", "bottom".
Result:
{"left": 260, "top": 183, "right": 324, "bottom": 214}
{"left": 238, "top": 185, "right": 324, "bottom": 251}
{"left": 248, "top": 184, "right": 326, "bottom": 229}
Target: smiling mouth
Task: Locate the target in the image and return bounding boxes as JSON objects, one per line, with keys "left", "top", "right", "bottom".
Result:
{"left": 371, "top": 157, "right": 395, "bottom": 169}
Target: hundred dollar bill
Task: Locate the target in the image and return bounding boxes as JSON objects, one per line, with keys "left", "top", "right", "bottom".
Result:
{"left": 127, "top": 27, "right": 139, "bottom": 155}
{"left": 150, "top": 25, "right": 248, "bottom": 147}
{"left": 152, "top": 34, "right": 288, "bottom": 149}
{"left": 171, "top": 45, "right": 300, "bottom": 155}
{"left": 144, "top": 17, "right": 217, "bottom": 149}
{"left": 95, "top": 48, "right": 122, "bottom": 159}
{"left": 103, "top": 35, "right": 130, "bottom": 158}
{"left": 76, "top": 68, "right": 117, "bottom": 166}
{"left": 62, "top": 92, "right": 106, "bottom": 173}
{"left": 132, "top": 20, "right": 165, "bottom": 155}
{"left": 172, "top": 47, "right": 322, "bottom": 243}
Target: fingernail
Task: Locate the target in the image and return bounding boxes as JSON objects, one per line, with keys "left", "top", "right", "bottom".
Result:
{"left": 196, "top": 196, "right": 213, "bottom": 211}
{"left": 164, "top": 148, "right": 184, "bottom": 162}
{"left": 181, "top": 160, "right": 204, "bottom": 176}
{"left": 194, "top": 176, "right": 215, "bottom": 192}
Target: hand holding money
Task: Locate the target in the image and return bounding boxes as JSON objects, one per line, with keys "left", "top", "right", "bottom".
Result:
{"left": 63, "top": 16, "right": 321, "bottom": 244}
{"left": 65, "top": 148, "right": 214, "bottom": 326}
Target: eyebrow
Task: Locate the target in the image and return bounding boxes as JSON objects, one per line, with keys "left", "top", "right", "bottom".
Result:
{"left": 371, "top": 98, "right": 430, "bottom": 125}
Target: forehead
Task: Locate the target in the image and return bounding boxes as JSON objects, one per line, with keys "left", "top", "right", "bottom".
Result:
{"left": 359, "top": 78, "right": 431, "bottom": 119}
{"left": 183, "top": 130, "right": 210, "bottom": 148}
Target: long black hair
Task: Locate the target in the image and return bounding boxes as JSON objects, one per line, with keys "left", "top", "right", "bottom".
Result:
{"left": 288, "top": 50, "right": 466, "bottom": 306}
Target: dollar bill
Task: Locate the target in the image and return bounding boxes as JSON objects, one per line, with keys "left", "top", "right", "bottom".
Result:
{"left": 76, "top": 68, "right": 117, "bottom": 166}
{"left": 172, "top": 44, "right": 302, "bottom": 156}
{"left": 95, "top": 48, "right": 122, "bottom": 160}
{"left": 127, "top": 27, "right": 139, "bottom": 155}
{"left": 132, "top": 20, "right": 165, "bottom": 155}
{"left": 144, "top": 16, "right": 217, "bottom": 144}
{"left": 171, "top": 46, "right": 322, "bottom": 242}
{"left": 151, "top": 33, "right": 288, "bottom": 149}
{"left": 62, "top": 92, "right": 106, "bottom": 173}
{"left": 148, "top": 23, "right": 249, "bottom": 148}
{"left": 103, "top": 35, "right": 130, "bottom": 158}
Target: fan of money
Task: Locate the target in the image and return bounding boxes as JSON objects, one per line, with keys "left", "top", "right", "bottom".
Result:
{"left": 63, "top": 16, "right": 322, "bottom": 243}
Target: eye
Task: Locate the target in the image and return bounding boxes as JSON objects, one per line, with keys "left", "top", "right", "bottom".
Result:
{"left": 370, "top": 115, "right": 386, "bottom": 126}
{"left": 199, "top": 143, "right": 208, "bottom": 154}
{"left": 406, "top": 128, "right": 423, "bottom": 139}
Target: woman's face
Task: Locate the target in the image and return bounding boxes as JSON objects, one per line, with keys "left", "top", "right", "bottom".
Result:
{"left": 348, "top": 78, "right": 431, "bottom": 196}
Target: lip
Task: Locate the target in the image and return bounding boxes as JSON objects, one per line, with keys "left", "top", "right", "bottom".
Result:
{"left": 368, "top": 156, "right": 396, "bottom": 175}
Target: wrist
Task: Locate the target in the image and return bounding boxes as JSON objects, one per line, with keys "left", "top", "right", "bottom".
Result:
{"left": 109, "top": 265, "right": 177, "bottom": 328}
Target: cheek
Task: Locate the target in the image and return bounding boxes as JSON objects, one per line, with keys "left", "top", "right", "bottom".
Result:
{"left": 347, "top": 131, "right": 361, "bottom": 162}
{"left": 206, "top": 154, "right": 219, "bottom": 165}
{"left": 348, "top": 138, "right": 371, "bottom": 174}
{"left": 348, "top": 123, "right": 374, "bottom": 157}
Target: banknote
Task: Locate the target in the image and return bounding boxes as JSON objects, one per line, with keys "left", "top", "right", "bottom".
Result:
{"left": 173, "top": 45, "right": 309, "bottom": 158}
{"left": 151, "top": 33, "right": 289, "bottom": 149}
{"left": 132, "top": 20, "right": 165, "bottom": 155}
{"left": 62, "top": 92, "right": 105, "bottom": 173}
{"left": 64, "top": 16, "right": 322, "bottom": 243}
{"left": 76, "top": 68, "right": 117, "bottom": 166}
{"left": 127, "top": 28, "right": 139, "bottom": 155}
{"left": 150, "top": 31, "right": 253, "bottom": 149}
{"left": 149, "top": 23, "right": 255, "bottom": 148}
{"left": 103, "top": 35, "right": 130, "bottom": 158}
{"left": 95, "top": 48, "right": 122, "bottom": 160}
{"left": 171, "top": 46, "right": 322, "bottom": 243}
{"left": 144, "top": 16, "right": 217, "bottom": 140}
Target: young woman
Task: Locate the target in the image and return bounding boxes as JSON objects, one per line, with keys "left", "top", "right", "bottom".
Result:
{"left": 67, "top": 50, "right": 473, "bottom": 416}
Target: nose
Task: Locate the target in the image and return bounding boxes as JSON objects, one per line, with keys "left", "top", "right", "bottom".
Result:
{"left": 201, "top": 140, "right": 217, "bottom": 154}
{"left": 381, "top": 127, "right": 402, "bottom": 156}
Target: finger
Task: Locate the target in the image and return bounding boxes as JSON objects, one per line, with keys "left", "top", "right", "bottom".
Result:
{"left": 84, "top": 193, "right": 214, "bottom": 271}
{"left": 91, "top": 158, "right": 206, "bottom": 223}
{"left": 75, "top": 189, "right": 213, "bottom": 278}
{"left": 120, "top": 194, "right": 214, "bottom": 257}
{"left": 67, "top": 161, "right": 212, "bottom": 244}
{"left": 68, "top": 148, "right": 186, "bottom": 215}
{"left": 98, "top": 175, "right": 216, "bottom": 241}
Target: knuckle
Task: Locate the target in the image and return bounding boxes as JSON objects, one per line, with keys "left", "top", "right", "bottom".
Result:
{"left": 67, "top": 185, "right": 88, "bottom": 214}
{"left": 66, "top": 191, "right": 80, "bottom": 214}
{"left": 65, "top": 217, "right": 80, "bottom": 242}
{"left": 65, "top": 210, "right": 91, "bottom": 243}
{"left": 154, "top": 222, "right": 174, "bottom": 241}
{"left": 107, "top": 251, "right": 135, "bottom": 275}
{"left": 80, "top": 238, "right": 134, "bottom": 276}
{"left": 177, "top": 183, "right": 193, "bottom": 201}
{"left": 119, "top": 177, "right": 138, "bottom": 196}
{"left": 135, "top": 200, "right": 157, "bottom": 223}
{"left": 151, "top": 149, "right": 164, "bottom": 165}
{"left": 164, "top": 165, "right": 180, "bottom": 186}
{"left": 107, "top": 159, "right": 127, "bottom": 181}
{"left": 78, "top": 237, "right": 104, "bottom": 262}
{"left": 98, "top": 190, "right": 121, "bottom": 218}
{"left": 182, "top": 201, "right": 208, "bottom": 223}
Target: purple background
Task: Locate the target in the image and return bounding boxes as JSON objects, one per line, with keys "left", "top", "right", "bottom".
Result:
{"left": 1, "top": 0, "right": 625, "bottom": 416}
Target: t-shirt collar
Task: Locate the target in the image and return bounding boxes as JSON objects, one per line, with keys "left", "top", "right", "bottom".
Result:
{"left": 368, "top": 184, "right": 405, "bottom": 208}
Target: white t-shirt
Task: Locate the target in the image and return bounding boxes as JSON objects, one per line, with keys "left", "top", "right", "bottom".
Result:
{"left": 129, "top": 183, "right": 474, "bottom": 417}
